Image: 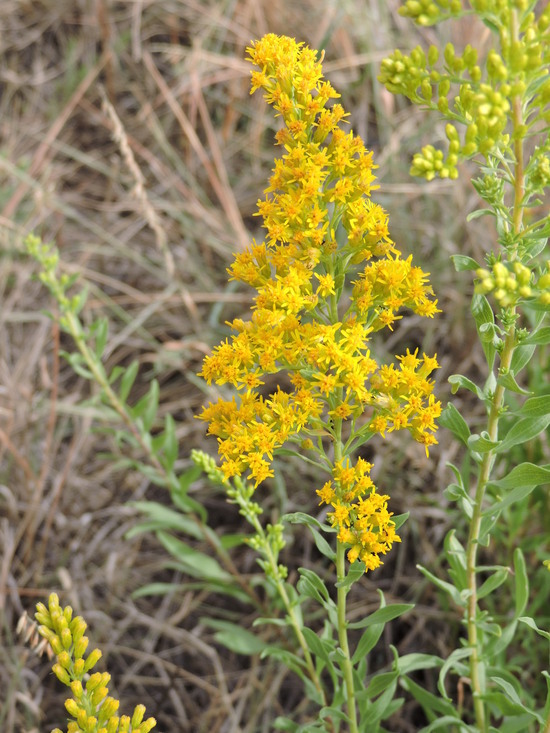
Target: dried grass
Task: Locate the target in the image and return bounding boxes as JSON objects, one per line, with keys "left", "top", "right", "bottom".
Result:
{"left": 0, "top": 1, "right": 481, "bottom": 730}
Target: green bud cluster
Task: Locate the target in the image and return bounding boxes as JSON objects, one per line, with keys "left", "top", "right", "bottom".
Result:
{"left": 398, "top": 0, "right": 463, "bottom": 26}
{"left": 379, "top": 4, "right": 550, "bottom": 180}
{"left": 35, "top": 594, "right": 156, "bottom": 733}
{"left": 475, "top": 261, "right": 550, "bottom": 308}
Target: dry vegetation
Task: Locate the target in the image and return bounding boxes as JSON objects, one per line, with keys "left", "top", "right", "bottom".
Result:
{"left": 1, "top": 2, "right": 489, "bottom": 731}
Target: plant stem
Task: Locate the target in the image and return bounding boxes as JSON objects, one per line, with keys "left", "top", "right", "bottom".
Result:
{"left": 336, "top": 541, "right": 359, "bottom": 733}
{"left": 466, "top": 11, "right": 526, "bottom": 730}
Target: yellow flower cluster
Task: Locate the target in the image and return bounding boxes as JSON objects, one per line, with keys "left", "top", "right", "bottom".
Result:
{"left": 199, "top": 34, "right": 440, "bottom": 568}
{"left": 35, "top": 594, "right": 156, "bottom": 733}
{"left": 317, "top": 457, "right": 401, "bottom": 569}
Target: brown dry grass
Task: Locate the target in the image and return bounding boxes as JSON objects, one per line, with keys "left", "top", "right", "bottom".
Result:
{"left": 0, "top": 2, "right": 485, "bottom": 731}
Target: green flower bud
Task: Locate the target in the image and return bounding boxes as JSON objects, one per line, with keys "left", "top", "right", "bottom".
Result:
{"left": 437, "top": 96, "right": 449, "bottom": 113}
{"left": 119, "top": 715, "right": 131, "bottom": 733}
{"left": 421, "top": 78, "right": 433, "bottom": 100}
{"left": 428, "top": 45, "right": 439, "bottom": 65}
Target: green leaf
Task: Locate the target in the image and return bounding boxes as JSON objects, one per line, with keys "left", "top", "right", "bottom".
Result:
{"left": 476, "top": 567, "right": 509, "bottom": 599}
{"left": 395, "top": 652, "right": 441, "bottom": 676}
{"left": 489, "top": 462, "right": 550, "bottom": 490}
{"left": 162, "top": 413, "right": 178, "bottom": 470}
{"left": 451, "top": 254, "right": 479, "bottom": 271}
{"left": 445, "top": 530, "right": 468, "bottom": 592}
{"left": 486, "top": 677, "right": 541, "bottom": 720}
{"left": 309, "top": 527, "right": 336, "bottom": 561}
{"left": 392, "top": 512, "right": 409, "bottom": 531}
{"left": 282, "top": 512, "right": 324, "bottom": 530}
{"left": 361, "top": 677, "right": 398, "bottom": 727}
{"left": 518, "top": 616, "right": 550, "bottom": 641}
{"left": 510, "top": 343, "right": 536, "bottom": 374}
{"left": 131, "top": 379, "right": 159, "bottom": 432}
{"left": 468, "top": 432, "right": 500, "bottom": 453}
{"left": 438, "top": 647, "right": 471, "bottom": 700}
{"left": 364, "top": 671, "right": 398, "bottom": 699}
{"left": 513, "top": 548, "right": 529, "bottom": 618}
{"left": 496, "top": 371, "right": 532, "bottom": 395}
{"left": 349, "top": 603, "right": 414, "bottom": 630}
{"left": 297, "top": 568, "right": 332, "bottom": 606}
{"left": 400, "top": 676, "right": 457, "bottom": 718}
{"left": 202, "top": 620, "right": 266, "bottom": 655}
{"left": 515, "top": 394, "right": 550, "bottom": 418}
{"left": 90, "top": 317, "right": 109, "bottom": 358}
{"left": 126, "top": 501, "right": 203, "bottom": 540}
{"left": 440, "top": 403, "right": 470, "bottom": 445}
{"left": 301, "top": 627, "right": 335, "bottom": 665}
{"left": 352, "top": 625, "right": 384, "bottom": 663}
{"left": 472, "top": 293, "right": 496, "bottom": 368}
{"left": 156, "top": 531, "right": 231, "bottom": 582}
{"left": 497, "top": 414, "right": 550, "bottom": 453}
{"left": 335, "top": 560, "right": 366, "bottom": 589}
{"left": 119, "top": 360, "right": 139, "bottom": 402}
{"left": 448, "top": 374, "right": 484, "bottom": 399}
{"left": 522, "top": 327, "right": 550, "bottom": 345}
{"left": 418, "top": 565, "right": 463, "bottom": 606}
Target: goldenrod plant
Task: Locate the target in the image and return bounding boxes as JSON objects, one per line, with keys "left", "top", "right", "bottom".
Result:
{"left": 379, "top": 1, "right": 550, "bottom": 731}
{"left": 26, "top": 11, "right": 550, "bottom": 732}
{"left": 35, "top": 594, "right": 156, "bottom": 733}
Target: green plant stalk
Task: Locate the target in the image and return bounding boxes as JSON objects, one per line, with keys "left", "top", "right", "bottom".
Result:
{"left": 544, "top": 708, "right": 550, "bottom": 733}
{"left": 244, "top": 507, "right": 328, "bottom": 707}
{"left": 60, "top": 309, "right": 264, "bottom": 610}
{"left": 465, "top": 11, "right": 526, "bottom": 729}
{"left": 331, "top": 411, "right": 359, "bottom": 733}
{"left": 336, "top": 540, "right": 358, "bottom": 733}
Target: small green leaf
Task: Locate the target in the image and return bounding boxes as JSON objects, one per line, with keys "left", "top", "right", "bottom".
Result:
{"left": 522, "top": 327, "right": 550, "bottom": 345}
{"left": 448, "top": 374, "right": 484, "bottom": 399}
{"left": 468, "top": 432, "right": 500, "bottom": 453}
{"left": 440, "top": 403, "right": 471, "bottom": 445}
{"left": 518, "top": 616, "right": 550, "bottom": 641}
{"left": 477, "top": 567, "right": 509, "bottom": 599}
{"left": 162, "top": 413, "right": 178, "bottom": 469}
{"left": 451, "top": 254, "right": 479, "bottom": 271}
{"left": 282, "top": 512, "right": 324, "bottom": 530}
{"left": 119, "top": 361, "right": 139, "bottom": 402}
{"left": 516, "top": 394, "right": 550, "bottom": 419}
{"left": 417, "top": 565, "right": 463, "bottom": 606}
{"left": 348, "top": 603, "right": 414, "bottom": 630}
{"left": 496, "top": 371, "right": 532, "bottom": 395}
{"left": 497, "top": 415, "right": 550, "bottom": 453}
{"left": 301, "top": 627, "right": 335, "bottom": 664}
{"left": 203, "top": 620, "right": 265, "bottom": 655}
{"left": 127, "top": 501, "right": 203, "bottom": 540}
{"left": 513, "top": 548, "right": 529, "bottom": 618}
{"left": 510, "top": 343, "right": 536, "bottom": 374}
{"left": 438, "top": 647, "right": 471, "bottom": 700}
{"left": 156, "top": 531, "right": 230, "bottom": 582}
{"left": 489, "top": 462, "right": 550, "bottom": 491}
{"left": 90, "top": 317, "right": 109, "bottom": 358}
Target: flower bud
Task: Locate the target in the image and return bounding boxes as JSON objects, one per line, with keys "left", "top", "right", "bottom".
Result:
{"left": 74, "top": 635, "right": 89, "bottom": 660}
{"left": 139, "top": 719, "right": 157, "bottom": 733}
{"left": 52, "top": 663, "right": 71, "bottom": 686}
{"left": 83, "top": 648, "right": 102, "bottom": 673}
{"left": 64, "top": 698, "right": 80, "bottom": 717}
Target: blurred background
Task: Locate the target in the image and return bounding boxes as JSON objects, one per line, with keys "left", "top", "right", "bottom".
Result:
{"left": 0, "top": 1, "right": 524, "bottom": 731}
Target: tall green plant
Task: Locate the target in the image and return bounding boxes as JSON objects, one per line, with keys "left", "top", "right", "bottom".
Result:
{"left": 379, "top": 2, "right": 550, "bottom": 731}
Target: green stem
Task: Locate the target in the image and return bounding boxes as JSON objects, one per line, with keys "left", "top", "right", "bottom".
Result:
{"left": 336, "top": 541, "right": 359, "bottom": 733}
{"left": 248, "top": 511, "right": 327, "bottom": 704}
{"left": 466, "top": 11, "right": 526, "bottom": 731}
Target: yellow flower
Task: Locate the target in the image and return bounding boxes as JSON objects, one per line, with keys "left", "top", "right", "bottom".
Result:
{"left": 198, "top": 34, "right": 440, "bottom": 569}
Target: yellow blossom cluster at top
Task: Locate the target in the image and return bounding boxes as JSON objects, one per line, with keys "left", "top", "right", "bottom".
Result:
{"left": 199, "top": 34, "right": 440, "bottom": 569}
